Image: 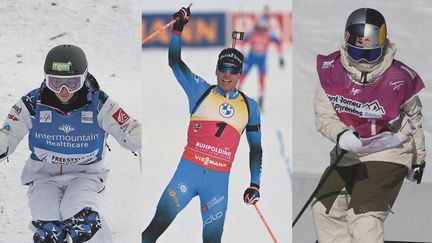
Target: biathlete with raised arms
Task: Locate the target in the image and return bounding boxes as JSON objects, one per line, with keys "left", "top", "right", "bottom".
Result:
{"left": 142, "top": 6, "right": 263, "bottom": 243}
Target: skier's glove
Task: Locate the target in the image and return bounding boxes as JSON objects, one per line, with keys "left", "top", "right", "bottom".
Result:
{"left": 406, "top": 162, "right": 425, "bottom": 184}
{"left": 337, "top": 130, "right": 362, "bottom": 153}
{"left": 338, "top": 130, "right": 402, "bottom": 154}
{"left": 0, "top": 129, "right": 9, "bottom": 162}
{"left": 358, "top": 131, "right": 402, "bottom": 153}
{"left": 243, "top": 183, "right": 260, "bottom": 205}
{"left": 172, "top": 7, "right": 191, "bottom": 33}
{"left": 127, "top": 119, "right": 142, "bottom": 149}
{"left": 279, "top": 57, "right": 284, "bottom": 69}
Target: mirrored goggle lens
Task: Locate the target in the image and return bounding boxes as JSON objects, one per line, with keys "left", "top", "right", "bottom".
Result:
{"left": 46, "top": 75, "right": 84, "bottom": 93}
{"left": 217, "top": 64, "right": 241, "bottom": 75}
{"left": 347, "top": 44, "right": 383, "bottom": 63}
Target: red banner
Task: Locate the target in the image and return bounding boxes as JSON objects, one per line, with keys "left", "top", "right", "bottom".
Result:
{"left": 231, "top": 11, "right": 292, "bottom": 48}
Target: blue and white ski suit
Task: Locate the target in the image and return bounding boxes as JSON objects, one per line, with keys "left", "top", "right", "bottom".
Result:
{"left": 142, "top": 32, "right": 263, "bottom": 243}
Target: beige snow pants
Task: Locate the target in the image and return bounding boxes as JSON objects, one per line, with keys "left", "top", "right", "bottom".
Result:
{"left": 311, "top": 161, "right": 407, "bottom": 243}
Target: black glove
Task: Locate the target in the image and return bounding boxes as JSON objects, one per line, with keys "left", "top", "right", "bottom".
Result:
{"left": 172, "top": 7, "right": 191, "bottom": 32}
{"left": 407, "top": 162, "right": 425, "bottom": 184}
{"left": 243, "top": 183, "right": 260, "bottom": 205}
{"left": 279, "top": 57, "right": 284, "bottom": 69}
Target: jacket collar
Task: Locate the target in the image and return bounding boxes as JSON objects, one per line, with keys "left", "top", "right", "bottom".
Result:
{"left": 215, "top": 85, "right": 239, "bottom": 99}
{"left": 339, "top": 40, "right": 397, "bottom": 83}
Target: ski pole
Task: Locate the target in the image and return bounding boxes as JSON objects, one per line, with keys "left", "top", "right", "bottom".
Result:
{"left": 142, "top": 2, "right": 193, "bottom": 44}
{"left": 131, "top": 150, "right": 143, "bottom": 174}
{"left": 253, "top": 204, "right": 278, "bottom": 243}
{"left": 138, "top": 150, "right": 143, "bottom": 174}
{"left": 292, "top": 148, "right": 347, "bottom": 227}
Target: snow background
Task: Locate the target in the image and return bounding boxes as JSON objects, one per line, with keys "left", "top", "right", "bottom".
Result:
{"left": 0, "top": 0, "right": 292, "bottom": 243}
{"left": 292, "top": 0, "right": 432, "bottom": 242}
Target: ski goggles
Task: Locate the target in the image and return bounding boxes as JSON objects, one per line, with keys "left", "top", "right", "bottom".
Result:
{"left": 217, "top": 64, "right": 241, "bottom": 75}
{"left": 45, "top": 72, "right": 86, "bottom": 93}
{"left": 346, "top": 44, "right": 384, "bottom": 63}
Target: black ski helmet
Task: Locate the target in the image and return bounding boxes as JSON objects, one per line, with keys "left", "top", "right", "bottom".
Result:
{"left": 344, "top": 8, "right": 387, "bottom": 63}
{"left": 218, "top": 48, "right": 244, "bottom": 69}
{"left": 44, "top": 44, "right": 88, "bottom": 76}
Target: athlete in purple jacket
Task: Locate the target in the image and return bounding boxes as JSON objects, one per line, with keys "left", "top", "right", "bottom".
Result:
{"left": 312, "top": 8, "right": 425, "bottom": 243}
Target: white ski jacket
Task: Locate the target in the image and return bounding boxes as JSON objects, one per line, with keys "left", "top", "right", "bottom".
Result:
{"left": 2, "top": 86, "right": 141, "bottom": 185}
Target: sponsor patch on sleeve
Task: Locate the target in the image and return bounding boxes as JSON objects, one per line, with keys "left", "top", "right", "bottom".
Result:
{"left": 2, "top": 124, "right": 11, "bottom": 131}
{"left": 7, "top": 113, "right": 19, "bottom": 121}
{"left": 120, "top": 123, "right": 129, "bottom": 132}
{"left": 112, "top": 108, "right": 130, "bottom": 125}
{"left": 12, "top": 104, "right": 22, "bottom": 115}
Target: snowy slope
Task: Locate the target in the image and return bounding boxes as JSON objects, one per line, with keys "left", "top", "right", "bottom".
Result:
{"left": 142, "top": 1, "right": 292, "bottom": 243}
{"left": 0, "top": 1, "right": 144, "bottom": 242}
{"left": 293, "top": 0, "right": 432, "bottom": 242}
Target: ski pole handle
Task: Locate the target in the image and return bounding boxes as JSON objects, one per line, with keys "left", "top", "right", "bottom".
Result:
{"left": 142, "top": 2, "right": 193, "bottom": 44}
{"left": 253, "top": 204, "right": 278, "bottom": 243}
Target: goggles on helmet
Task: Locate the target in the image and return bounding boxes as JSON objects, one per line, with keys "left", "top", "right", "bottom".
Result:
{"left": 217, "top": 64, "right": 241, "bottom": 75}
{"left": 45, "top": 71, "right": 87, "bottom": 93}
{"left": 346, "top": 44, "right": 384, "bottom": 64}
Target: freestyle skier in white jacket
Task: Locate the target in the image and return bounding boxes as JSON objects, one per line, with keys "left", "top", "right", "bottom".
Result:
{"left": 0, "top": 44, "right": 142, "bottom": 243}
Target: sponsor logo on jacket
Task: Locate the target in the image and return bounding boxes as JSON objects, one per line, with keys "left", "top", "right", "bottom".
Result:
{"left": 194, "top": 155, "right": 227, "bottom": 168}
{"left": 59, "top": 124, "right": 75, "bottom": 134}
{"left": 219, "top": 103, "right": 234, "bottom": 118}
{"left": 81, "top": 111, "right": 93, "bottom": 123}
{"left": 327, "top": 94, "right": 385, "bottom": 118}
{"left": 202, "top": 195, "right": 225, "bottom": 212}
{"left": 389, "top": 81, "right": 404, "bottom": 91}
{"left": 167, "top": 188, "right": 181, "bottom": 210}
{"left": 12, "top": 105, "right": 22, "bottom": 115}
{"left": 204, "top": 211, "right": 223, "bottom": 226}
{"left": 178, "top": 183, "right": 188, "bottom": 194}
{"left": 34, "top": 132, "right": 99, "bottom": 148}
{"left": 195, "top": 142, "right": 232, "bottom": 158}
{"left": 2, "top": 124, "right": 11, "bottom": 131}
{"left": 40, "top": 111, "right": 52, "bottom": 123}
{"left": 34, "top": 147, "right": 99, "bottom": 165}
{"left": 322, "top": 60, "right": 335, "bottom": 69}
{"left": 7, "top": 113, "right": 19, "bottom": 121}
{"left": 112, "top": 108, "right": 130, "bottom": 125}
{"left": 351, "top": 88, "right": 361, "bottom": 95}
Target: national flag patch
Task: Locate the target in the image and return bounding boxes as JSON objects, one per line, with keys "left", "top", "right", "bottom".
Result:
{"left": 112, "top": 108, "right": 130, "bottom": 125}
